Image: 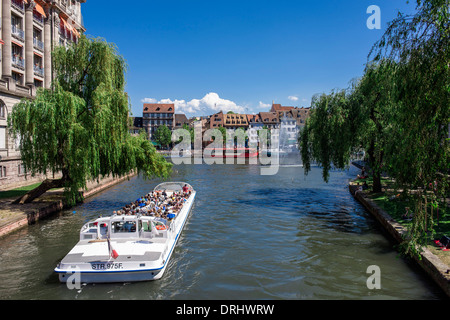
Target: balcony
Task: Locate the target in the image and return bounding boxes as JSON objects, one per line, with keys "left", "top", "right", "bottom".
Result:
{"left": 12, "top": 55, "right": 25, "bottom": 69}
{"left": 11, "top": 0, "right": 24, "bottom": 12}
{"left": 11, "top": 25, "right": 24, "bottom": 41}
{"left": 34, "top": 65, "right": 44, "bottom": 77}
{"left": 33, "top": 38, "right": 44, "bottom": 51}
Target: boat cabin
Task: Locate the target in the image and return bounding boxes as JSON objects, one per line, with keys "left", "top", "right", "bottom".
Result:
{"left": 79, "top": 215, "right": 169, "bottom": 241}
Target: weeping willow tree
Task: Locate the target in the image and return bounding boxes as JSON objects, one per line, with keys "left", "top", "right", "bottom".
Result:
{"left": 8, "top": 36, "right": 172, "bottom": 205}
{"left": 299, "top": 60, "right": 397, "bottom": 192}
{"left": 370, "top": 0, "right": 450, "bottom": 256}
{"left": 299, "top": 88, "right": 359, "bottom": 183}
{"left": 300, "top": 0, "right": 449, "bottom": 257}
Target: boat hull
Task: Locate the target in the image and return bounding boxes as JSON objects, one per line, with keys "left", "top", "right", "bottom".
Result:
{"left": 55, "top": 186, "right": 195, "bottom": 284}
{"left": 58, "top": 268, "right": 166, "bottom": 283}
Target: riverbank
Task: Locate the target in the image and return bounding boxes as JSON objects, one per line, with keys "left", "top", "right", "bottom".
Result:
{"left": 0, "top": 172, "right": 136, "bottom": 238}
{"left": 348, "top": 168, "right": 450, "bottom": 298}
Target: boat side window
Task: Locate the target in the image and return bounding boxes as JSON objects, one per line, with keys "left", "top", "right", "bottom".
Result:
{"left": 99, "top": 223, "right": 108, "bottom": 238}
{"left": 141, "top": 221, "right": 152, "bottom": 232}
{"left": 112, "top": 221, "right": 137, "bottom": 233}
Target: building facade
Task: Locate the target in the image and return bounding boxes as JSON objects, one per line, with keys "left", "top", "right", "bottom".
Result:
{"left": 142, "top": 103, "right": 175, "bottom": 140}
{"left": 246, "top": 113, "right": 263, "bottom": 146}
{"left": 0, "top": 0, "right": 86, "bottom": 189}
{"left": 271, "top": 103, "right": 311, "bottom": 148}
{"left": 173, "top": 113, "right": 188, "bottom": 130}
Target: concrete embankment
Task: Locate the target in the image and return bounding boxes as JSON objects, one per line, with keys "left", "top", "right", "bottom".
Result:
{"left": 0, "top": 172, "right": 136, "bottom": 238}
{"left": 349, "top": 183, "right": 450, "bottom": 299}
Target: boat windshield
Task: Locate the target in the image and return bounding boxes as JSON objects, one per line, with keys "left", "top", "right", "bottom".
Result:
{"left": 112, "top": 220, "right": 137, "bottom": 233}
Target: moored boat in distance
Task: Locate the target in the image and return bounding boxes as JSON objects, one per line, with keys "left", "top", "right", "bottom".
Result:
{"left": 55, "top": 182, "right": 196, "bottom": 283}
{"left": 204, "top": 147, "right": 258, "bottom": 158}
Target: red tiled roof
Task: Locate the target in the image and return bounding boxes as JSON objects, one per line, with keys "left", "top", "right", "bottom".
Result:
{"left": 143, "top": 103, "right": 175, "bottom": 113}
{"left": 271, "top": 103, "right": 295, "bottom": 112}
{"left": 246, "top": 114, "right": 262, "bottom": 123}
{"left": 259, "top": 112, "right": 279, "bottom": 123}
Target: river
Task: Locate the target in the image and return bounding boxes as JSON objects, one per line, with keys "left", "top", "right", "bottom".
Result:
{"left": 0, "top": 162, "right": 446, "bottom": 299}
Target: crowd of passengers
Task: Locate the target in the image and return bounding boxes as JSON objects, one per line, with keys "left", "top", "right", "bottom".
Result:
{"left": 112, "top": 185, "right": 192, "bottom": 221}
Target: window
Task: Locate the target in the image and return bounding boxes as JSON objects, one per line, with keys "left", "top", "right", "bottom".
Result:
{"left": 0, "top": 103, "right": 5, "bottom": 118}
{"left": 18, "top": 163, "right": 26, "bottom": 175}
{"left": 12, "top": 71, "right": 24, "bottom": 85}
{"left": 34, "top": 79, "right": 43, "bottom": 88}
{"left": 0, "top": 166, "right": 6, "bottom": 178}
{"left": 112, "top": 221, "right": 136, "bottom": 233}
{"left": 12, "top": 44, "right": 24, "bottom": 69}
{"left": 34, "top": 54, "right": 43, "bottom": 76}
{"left": 33, "top": 28, "right": 44, "bottom": 50}
{"left": 11, "top": 14, "right": 22, "bottom": 31}
{"left": 0, "top": 126, "right": 6, "bottom": 149}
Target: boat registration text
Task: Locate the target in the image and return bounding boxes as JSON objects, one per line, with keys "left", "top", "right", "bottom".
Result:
{"left": 91, "top": 262, "right": 123, "bottom": 270}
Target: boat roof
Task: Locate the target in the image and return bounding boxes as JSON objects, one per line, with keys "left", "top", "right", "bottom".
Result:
{"left": 153, "top": 181, "right": 193, "bottom": 192}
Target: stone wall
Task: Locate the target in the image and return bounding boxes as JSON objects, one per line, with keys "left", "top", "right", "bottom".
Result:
{"left": 350, "top": 184, "right": 450, "bottom": 298}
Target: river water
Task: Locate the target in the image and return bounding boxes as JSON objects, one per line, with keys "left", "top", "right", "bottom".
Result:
{"left": 0, "top": 162, "right": 446, "bottom": 300}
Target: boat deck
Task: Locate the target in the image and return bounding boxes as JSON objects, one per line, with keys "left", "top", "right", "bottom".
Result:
{"left": 60, "top": 238, "right": 168, "bottom": 264}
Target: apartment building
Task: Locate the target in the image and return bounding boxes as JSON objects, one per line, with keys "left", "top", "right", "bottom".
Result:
{"left": 271, "top": 103, "right": 311, "bottom": 148}
{"left": 247, "top": 113, "right": 263, "bottom": 146}
{"left": 173, "top": 113, "right": 188, "bottom": 130}
{"left": 207, "top": 111, "right": 224, "bottom": 129}
{"left": 142, "top": 103, "right": 175, "bottom": 140}
{"left": 0, "top": 0, "right": 86, "bottom": 189}
{"left": 222, "top": 113, "right": 248, "bottom": 130}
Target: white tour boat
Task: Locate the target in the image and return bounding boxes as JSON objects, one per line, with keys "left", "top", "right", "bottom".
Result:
{"left": 55, "top": 182, "right": 195, "bottom": 283}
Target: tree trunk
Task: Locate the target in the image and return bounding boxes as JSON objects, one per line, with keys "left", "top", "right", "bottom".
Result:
{"left": 12, "top": 177, "right": 66, "bottom": 204}
{"left": 367, "top": 139, "right": 383, "bottom": 193}
{"left": 372, "top": 170, "right": 382, "bottom": 193}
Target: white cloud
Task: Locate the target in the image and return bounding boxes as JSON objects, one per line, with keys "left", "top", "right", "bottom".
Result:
{"left": 288, "top": 95, "right": 299, "bottom": 101}
{"left": 258, "top": 101, "right": 271, "bottom": 109}
{"left": 141, "top": 92, "right": 246, "bottom": 116}
{"left": 141, "top": 97, "right": 157, "bottom": 103}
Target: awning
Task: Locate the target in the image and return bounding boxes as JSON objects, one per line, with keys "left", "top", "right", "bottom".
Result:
{"left": 34, "top": 51, "right": 43, "bottom": 58}
{"left": 11, "top": 40, "right": 23, "bottom": 47}
{"left": 34, "top": 3, "right": 46, "bottom": 17}
{"left": 61, "top": 16, "right": 79, "bottom": 37}
{"left": 0, "top": 39, "right": 4, "bottom": 45}
{"left": 61, "top": 17, "right": 72, "bottom": 31}
{"left": 72, "top": 27, "right": 80, "bottom": 37}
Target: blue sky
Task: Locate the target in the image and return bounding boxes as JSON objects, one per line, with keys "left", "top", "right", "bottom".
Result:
{"left": 82, "top": 1, "right": 416, "bottom": 118}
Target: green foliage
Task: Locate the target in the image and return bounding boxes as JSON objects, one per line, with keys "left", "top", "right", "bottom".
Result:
{"left": 217, "top": 126, "right": 227, "bottom": 142}
{"left": 300, "top": 90, "right": 353, "bottom": 182}
{"left": 8, "top": 36, "right": 172, "bottom": 205}
{"left": 300, "top": 0, "right": 449, "bottom": 257}
{"left": 154, "top": 125, "right": 173, "bottom": 148}
{"left": 369, "top": 0, "right": 450, "bottom": 257}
